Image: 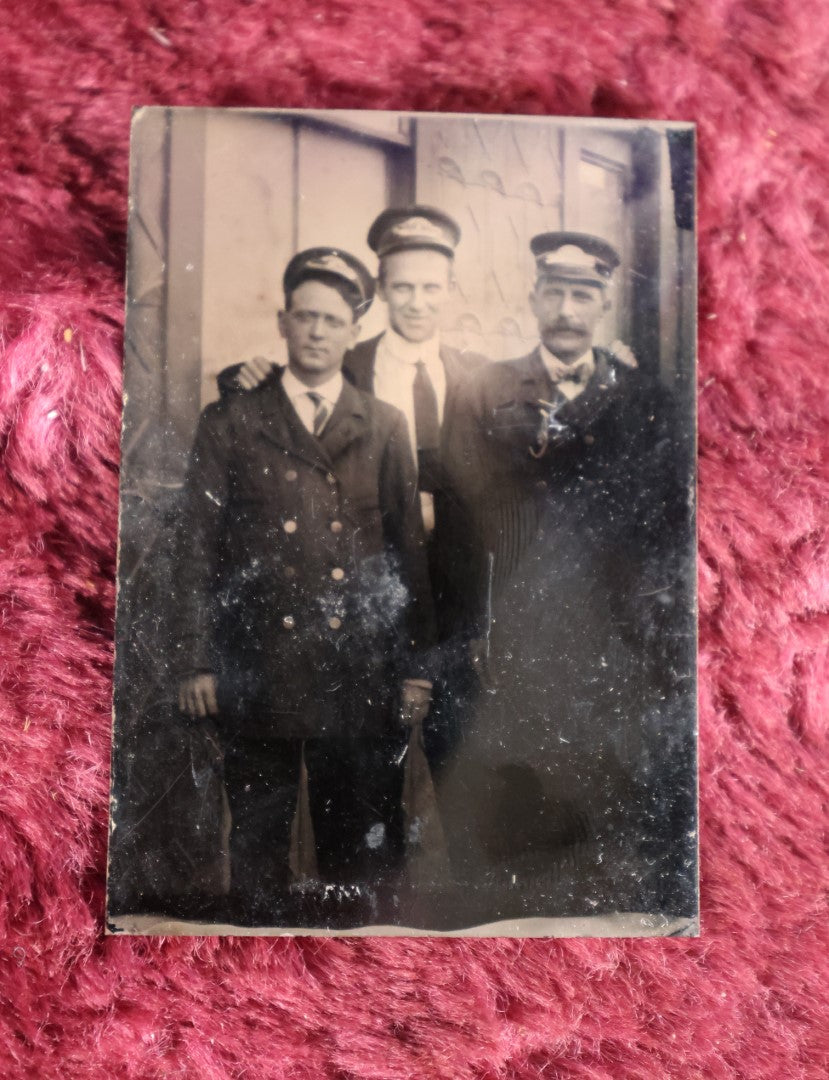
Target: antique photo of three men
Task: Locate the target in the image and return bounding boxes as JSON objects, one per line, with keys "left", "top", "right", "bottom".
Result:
{"left": 107, "top": 108, "right": 697, "bottom": 936}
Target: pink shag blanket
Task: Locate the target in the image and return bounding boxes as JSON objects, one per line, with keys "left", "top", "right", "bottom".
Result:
{"left": 1, "top": 2, "right": 827, "bottom": 1077}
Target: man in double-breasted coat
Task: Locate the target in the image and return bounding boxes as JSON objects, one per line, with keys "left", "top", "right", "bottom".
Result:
{"left": 175, "top": 248, "right": 435, "bottom": 922}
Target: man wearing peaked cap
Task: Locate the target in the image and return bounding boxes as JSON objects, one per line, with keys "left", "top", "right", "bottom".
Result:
{"left": 439, "top": 230, "right": 689, "bottom": 913}
{"left": 454, "top": 228, "right": 649, "bottom": 598}
{"left": 355, "top": 206, "right": 491, "bottom": 784}
{"left": 174, "top": 246, "right": 435, "bottom": 925}
{"left": 282, "top": 246, "right": 376, "bottom": 315}
{"left": 530, "top": 231, "right": 620, "bottom": 281}
{"left": 448, "top": 230, "right": 639, "bottom": 558}
{"left": 366, "top": 205, "right": 462, "bottom": 259}
{"left": 357, "top": 206, "right": 484, "bottom": 548}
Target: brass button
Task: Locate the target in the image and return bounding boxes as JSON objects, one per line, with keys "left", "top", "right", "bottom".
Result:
{"left": 283, "top": 519, "right": 298, "bottom": 534}
{"left": 282, "top": 615, "right": 295, "bottom": 630}
{"left": 285, "top": 469, "right": 298, "bottom": 482}
{"left": 330, "top": 520, "right": 343, "bottom": 534}
{"left": 284, "top": 566, "right": 296, "bottom": 579}
{"left": 326, "top": 472, "right": 336, "bottom": 486}
{"left": 328, "top": 616, "right": 342, "bottom": 630}
{"left": 583, "top": 434, "right": 595, "bottom": 446}
{"left": 331, "top": 567, "right": 345, "bottom": 582}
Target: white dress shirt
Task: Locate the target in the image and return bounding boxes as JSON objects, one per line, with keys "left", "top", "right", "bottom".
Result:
{"left": 373, "top": 328, "right": 447, "bottom": 460}
{"left": 373, "top": 329, "right": 447, "bottom": 533}
{"left": 538, "top": 343, "right": 596, "bottom": 401}
{"left": 281, "top": 368, "right": 343, "bottom": 434}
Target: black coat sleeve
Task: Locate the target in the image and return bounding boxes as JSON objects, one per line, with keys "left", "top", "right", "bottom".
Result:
{"left": 172, "top": 402, "right": 232, "bottom": 677}
{"left": 215, "top": 362, "right": 245, "bottom": 399}
{"left": 378, "top": 409, "right": 437, "bottom": 677}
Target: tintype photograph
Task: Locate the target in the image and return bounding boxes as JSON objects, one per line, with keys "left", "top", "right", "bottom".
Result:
{"left": 107, "top": 108, "right": 697, "bottom": 936}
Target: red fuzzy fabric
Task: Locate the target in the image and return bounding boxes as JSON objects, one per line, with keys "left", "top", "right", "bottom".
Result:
{"left": 1, "top": 2, "right": 828, "bottom": 1077}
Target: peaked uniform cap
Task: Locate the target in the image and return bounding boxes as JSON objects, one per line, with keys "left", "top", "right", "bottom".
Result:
{"left": 368, "top": 206, "right": 461, "bottom": 258}
{"left": 283, "top": 247, "right": 375, "bottom": 313}
{"left": 530, "top": 231, "right": 620, "bottom": 286}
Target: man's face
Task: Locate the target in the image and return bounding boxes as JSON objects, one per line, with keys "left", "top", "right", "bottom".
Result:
{"left": 529, "top": 277, "right": 609, "bottom": 362}
{"left": 278, "top": 279, "right": 359, "bottom": 380}
{"left": 378, "top": 248, "right": 453, "bottom": 344}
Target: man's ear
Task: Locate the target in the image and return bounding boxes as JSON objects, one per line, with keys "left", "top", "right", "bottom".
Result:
{"left": 602, "top": 291, "right": 612, "bottom": 314}
{"left": 376, "top": 276, "right": 386, "bottom": 303}
{"left": 347, "top": 318, "right": 361, "bottom": 348}
{"left": 528, "top": 289, "right": 540, "bottom": 320}
{"left": 277, "top": 309, "right": 288, "bottom": 340}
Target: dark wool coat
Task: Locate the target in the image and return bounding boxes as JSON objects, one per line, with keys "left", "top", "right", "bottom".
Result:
{"left": 446, "top": 345, "right": 690, "bottom": 646}
{"left": 345, "top": 333, "right": 489, "bottom": 642}
{"left": 216, "top": 336, "right": 490, "bottom": 642}
{"left": 174, "top": 370, "right": 435, "bottom": 741}
{"left": 437, "top": 345, "right": 695, "bottom": 906}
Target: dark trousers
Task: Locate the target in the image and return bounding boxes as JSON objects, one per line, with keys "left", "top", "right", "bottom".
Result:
{"left": 222, "top": 735, "right": 405, "bottom": 919}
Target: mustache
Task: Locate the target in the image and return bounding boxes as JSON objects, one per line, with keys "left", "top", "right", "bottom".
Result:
{"left": 548, "top": 321, "right": 586, "bottom": 333}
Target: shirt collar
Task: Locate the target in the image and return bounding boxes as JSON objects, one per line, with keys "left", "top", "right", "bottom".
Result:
{"left": 383, "top": 325, "right": 442, "bottom": 366}
{"left": 538, "top": 343, "right": 596, "bottom": 385}
{"left": 282, "top": 366, "right": 343, "bottom": 406}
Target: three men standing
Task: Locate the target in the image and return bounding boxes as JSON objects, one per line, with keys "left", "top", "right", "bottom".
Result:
{"left": 178, "top": 214, "right": 682, "bottom": 923}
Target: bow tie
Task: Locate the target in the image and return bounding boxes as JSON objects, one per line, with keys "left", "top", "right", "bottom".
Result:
{"left": 544, "top": 351, "right": 595, "bottom": 386}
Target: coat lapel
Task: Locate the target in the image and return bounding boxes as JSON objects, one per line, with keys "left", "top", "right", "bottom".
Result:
{"left": 518, "top": 348, "right": 556, "bottom": 405}
{"left": 557, "top": 347, "right": 628, "bottom": 428}
{"left": 254, "top": 370, "right": 333, "bottom": 470}
{"left": 439, "top": 345, "right": 458, "bottom": 456}
{"left": 439, "top": 344, "right": 462, "bottom": 390}
{"left": 343, "top": 335, "right": 382, "bottom": 395}
{"left": 318, "top": 379, "right": 369, "bottom": 462}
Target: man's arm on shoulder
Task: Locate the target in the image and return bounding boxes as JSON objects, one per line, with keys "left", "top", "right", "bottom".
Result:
{"left": 216, "top": 339, "right": 377, "bottom": 398}
{"left": 215, "top": 356, "right": 277, "bottom": 397}
{"left": 444, "top": 343, "right": 490, "bottom": 374}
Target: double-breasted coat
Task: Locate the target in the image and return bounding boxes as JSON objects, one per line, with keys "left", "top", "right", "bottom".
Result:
{"left": 217, "top": 336, "right": 489, "bottom": 641}
{"left": 174, "top": 370, "right": 435, "bottom": 741}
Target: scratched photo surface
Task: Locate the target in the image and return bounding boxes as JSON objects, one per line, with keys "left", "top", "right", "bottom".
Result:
{"left": 107, "top": 108, "right": 697, "bottom": 936}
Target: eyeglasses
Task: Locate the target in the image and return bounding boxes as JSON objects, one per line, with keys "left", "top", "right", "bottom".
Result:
{"left": 288, "top": 310, "right": 350, "bottom": 331}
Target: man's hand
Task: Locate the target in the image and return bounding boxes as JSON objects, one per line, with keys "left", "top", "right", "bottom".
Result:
{"left": 178, "top": 672, "right": 219, "bottom": 718}
{"left": 399, "top": 679, "right": 433, "bottom": 728}
{"left": 609, "top": 340, "right": 638, "bottom": 369}
{"left": 237, "top": 355, "right": 277, "bottom": 390}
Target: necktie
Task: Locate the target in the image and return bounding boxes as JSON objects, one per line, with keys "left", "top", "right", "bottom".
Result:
{"left": 546, "top": 352, "right": 594, "bottom": 396}
{"left": 413, "top": 360, "right": 441, "bottom": 492}
{"left": 306, "top": 391, "right": 330, "bottom": 436}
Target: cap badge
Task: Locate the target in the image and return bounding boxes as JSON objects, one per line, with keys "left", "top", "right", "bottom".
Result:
{"left": 539, "top": 248, "right": 610, "bottom": 275}
{"left": 390, "top": 216, "right": 446, "bottom": 242}
{"left": 304, "top": 253, "right": 360, "bottom": 286}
